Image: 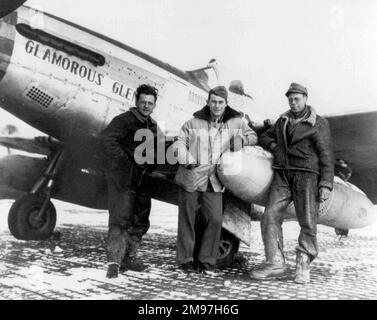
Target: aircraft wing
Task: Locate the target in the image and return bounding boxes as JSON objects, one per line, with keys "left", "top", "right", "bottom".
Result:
{"left": 326, "top": 110, "right": 377, "bottom": 203}
{"left": 0, "top": 136, "right": 63, "bottom": 155}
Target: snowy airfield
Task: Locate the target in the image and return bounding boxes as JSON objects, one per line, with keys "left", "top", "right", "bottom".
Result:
{"left": 1, "top": 198, "right": 377, "bottom": 300}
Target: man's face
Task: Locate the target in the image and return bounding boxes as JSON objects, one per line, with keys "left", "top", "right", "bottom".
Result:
{"left": 136, "top": 93, "right": 156, "bottom": 117}
{"left": 208, "top": 94, "right": 226, "bottom": 118}
{"left": 287, "top": 93, "right": 307, "bottom": 113}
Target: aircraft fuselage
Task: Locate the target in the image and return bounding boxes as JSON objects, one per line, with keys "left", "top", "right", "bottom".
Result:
{"left": 0, "top": 6, "right": 259, "bottom": 151}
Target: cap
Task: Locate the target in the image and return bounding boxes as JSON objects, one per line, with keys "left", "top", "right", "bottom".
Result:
{"left": 285, "top": 82, "right": 308, "bottom": 97}
{"left": 208, "top": 85, "right": 228, "bottom": 102}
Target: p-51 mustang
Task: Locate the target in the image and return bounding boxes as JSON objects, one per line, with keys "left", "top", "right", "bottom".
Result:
{"left": 1, "top": 1, "right": 376, "bottom": 267}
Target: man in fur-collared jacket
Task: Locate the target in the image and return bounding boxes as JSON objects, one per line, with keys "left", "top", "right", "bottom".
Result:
{"left": 250, "top": 83, "right": 334, "bottom": 284}
{"left": 173, "top": 85, "right": 258, "bottom": 274}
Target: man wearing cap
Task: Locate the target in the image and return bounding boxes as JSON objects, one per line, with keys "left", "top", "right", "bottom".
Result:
{"left": 250, "top": 83, "right": 334, "bottom": 283}
{"left": 173, "top": 85, "right": 258, "bottom": 274}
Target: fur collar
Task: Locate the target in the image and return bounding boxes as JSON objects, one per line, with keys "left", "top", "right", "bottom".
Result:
{"left": 193, "top": 105, "right": 241, "bottom": 123}
{"left": 280, "top": 105, "right": 317, "bottom": 126}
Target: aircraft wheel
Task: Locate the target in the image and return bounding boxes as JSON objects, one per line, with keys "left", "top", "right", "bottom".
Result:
{"left": 8, "top": 194, "right": 57, "bottom": 240}
{"left": 216, "top": 229, "right": 240, "bottom": 269}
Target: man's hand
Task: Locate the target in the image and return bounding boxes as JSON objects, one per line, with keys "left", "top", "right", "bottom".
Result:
{"left": 319, "top": 187, "right": 331, "bottom": 203}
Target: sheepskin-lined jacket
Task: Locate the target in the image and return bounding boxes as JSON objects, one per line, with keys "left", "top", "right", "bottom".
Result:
{"left": 260, "top": 105, "right": 334, "bottom": 190}
{"left": 173, "top": 105, "right": 258, "bottom": 192}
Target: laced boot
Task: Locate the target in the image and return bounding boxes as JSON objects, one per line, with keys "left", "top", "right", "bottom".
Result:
{"left": 250, "top": 248, "right": 288, "bottom": 280}
{"left": 294, "top": 251, "right": 311, "bottom": 284}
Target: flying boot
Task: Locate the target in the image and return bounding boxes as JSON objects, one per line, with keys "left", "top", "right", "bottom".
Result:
{"left": 294, "top": 251, "right": 311, "bottom": 284}
{"left": 250, "top": 222, "right": 288, "bottom": 280}
{"left": 249, "top": 246, "right": 288, "bottom": 280}
{"left": 120, "top": 234, "right": 148, "bottom": 272}
{"left": 106, "top": 226, "right": 127, "bottom": 278}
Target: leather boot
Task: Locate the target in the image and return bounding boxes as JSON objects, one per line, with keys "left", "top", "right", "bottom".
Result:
{"left": 251, "top": 222, "right": 288, "bottom": 280}
{"left": 294, "top": 251, "right": 311, "bottom": 284}
{"left": 250, "top": 246, "right": 288, "bottom": 280}
{"left": 120, "top": 256, "right": 148, "bottom": 272}
{"left": 119, "top": 234, "right": 148, "bottom": 272}
{"left": 106, "top": 226, "right": 127, "bottom": 266}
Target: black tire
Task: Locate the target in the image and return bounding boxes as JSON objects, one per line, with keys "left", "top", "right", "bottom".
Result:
{"left": 216, "top": 229, "right": 240, "bottom": 269}
{"left": 8, "top": 194, "right": 57, "bottom": 240}
{"left": 6, "top": 197, "right": 24, "bottom": 239}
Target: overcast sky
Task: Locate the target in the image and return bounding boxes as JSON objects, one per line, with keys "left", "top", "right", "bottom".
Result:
{"left": 1, "top": 0, "right": 377, "bottom": 135}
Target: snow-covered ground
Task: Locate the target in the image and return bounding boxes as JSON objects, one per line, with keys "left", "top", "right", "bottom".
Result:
{"left": 1, "top": 199, "right": 377, "bottom": 300}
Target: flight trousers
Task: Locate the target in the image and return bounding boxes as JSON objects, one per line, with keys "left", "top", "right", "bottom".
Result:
{"left": 177, "top": 187, "right": 223, "bottom": 266}
{"left": 106, "top": 172, "right": 151, "bottom": 265}
{"left": 261, "top": 170, "right": 319, "bottom": 263}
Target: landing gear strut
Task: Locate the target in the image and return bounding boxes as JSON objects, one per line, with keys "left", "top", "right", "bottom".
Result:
{"left": 8, "top": 151, "right": 64, "bottom": 240}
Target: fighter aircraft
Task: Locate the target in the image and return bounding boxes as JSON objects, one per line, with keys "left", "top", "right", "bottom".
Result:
{"left": 1, "top": 1, "right": 376, "bottom": 267}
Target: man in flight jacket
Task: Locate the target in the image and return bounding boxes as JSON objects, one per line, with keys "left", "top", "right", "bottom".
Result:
{"left": 250, "top": 83, "right": 334, "bottom": 284}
